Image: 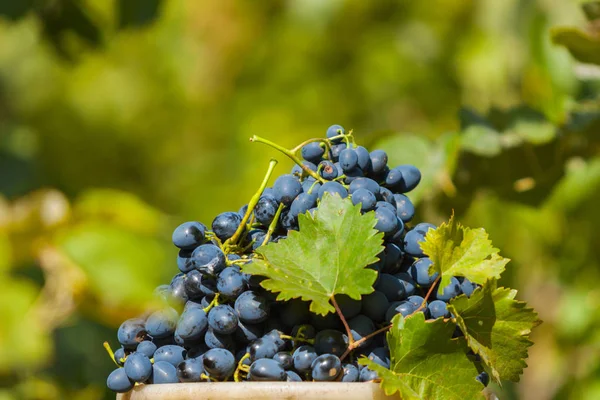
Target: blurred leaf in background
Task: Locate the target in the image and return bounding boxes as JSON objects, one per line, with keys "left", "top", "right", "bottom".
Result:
{"left": 0, "top": 0, "right": 598, "bottom": 399}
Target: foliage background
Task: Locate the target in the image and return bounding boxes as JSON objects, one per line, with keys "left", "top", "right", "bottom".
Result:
{"left": 0, "top": 0, "right": 598, "bottom": 399}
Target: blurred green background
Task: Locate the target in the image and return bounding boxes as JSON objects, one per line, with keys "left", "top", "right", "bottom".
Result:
{"left": 0, "top": 0, "right": 599, "bottom": 399}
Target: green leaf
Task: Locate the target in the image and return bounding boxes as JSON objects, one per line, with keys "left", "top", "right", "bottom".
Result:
{"left": 448, "top": 281, "right": 542, "bottom": 383}
{"left": 241, "top": 194, "right": 382, "bottom": 315}
{"left": 460, "top": 125, "right": 502, "bottom": 157}
{"left": 359, "top": 313, "right": 484, "bottom": 400}
{"left": 551, "top": 27, "right": 600, "bottom": 65}
{"left": 420, "top": 214, "right": 509, "bottom": 294}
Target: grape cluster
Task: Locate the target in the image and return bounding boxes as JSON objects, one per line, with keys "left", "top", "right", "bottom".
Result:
{"left": 106, "top": 125, "right": 487, "bottom": 392}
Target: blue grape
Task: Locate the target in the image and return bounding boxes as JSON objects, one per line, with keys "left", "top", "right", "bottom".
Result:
{"left": 362, "top": 291, "right": 390, "bottom": 323}
{"left": 396, "top": 165, "right": 421, "bottom": 192}
{"left": 154, "top": 345, "right": 186, "bottom": 366}
{"left": 476, "top": 371, "right": 490, "bottom": 386}
{"left": 185, "top": 270, "right": 216, "bottom": 299}
{"left": 359, "top": 366, "right": 379, "bottom": 382}
{"left": 204, "top": 327, "right": 234, "bottom": 351}
{"left": 124, "top": 352, "right": 152, "bottom": 383}
{"left": 263, "top": 329, "right": 286, "bottom": 351}
{"left": 403, "top": 229, "right": 426, "bottom": 257}
{"left": 385, "top": 167, "right": 404, "bottom": 188}
{"left": 292, "top": 345, "right": 318, "bottom": 373}
{"left": 113, "top": 347, "right": 126, "bottom": 366}
{"left": 330, "top": 143, "right": 347, "bottom": 162}
{"left": 409, "top": 257, "right": 439, "bottom": 287}
{"left": 151, "top": 361, "right": 179, "bottom": 384}
{"left": 172, "top": 221, "right": 206, "bottom": 249}
{"left": 177, "top": 249, "right": 194, "bottom": 273}
{"left": 354, "top": 146, "right": 371, "bottom": 173}
{"left": 247, "top": 229, "right": 267, "bottom": 250}
{"left": 374, "top": 273, "right": 406, "bottom": 302}
{"left": 339, "top": 148, "right": 359, "bottom": 172}
{"left": 376, "top": 201, "right": 396, "bottom": 215}
{"left": 191, "top": 244, "right": 226, "bottom": 275}
{"left": 317, "top": 181, "right": 348, "bottom": 200}
{"left": 314, "top": 330, "right": 347, "bottom": 357}
{"left": 217, "top": 267, "right": 247, "bottom": 298}
{"left": 407, "top": 295, "right": 425, "bottom": 309}
{"left": 202, "top": 348, "right": 236, "bottom": 380}
{"left": 435, "top": 277, "right": 462, "bottom": 301}
{"left": 290, "top": 192, "right": 318, "bottom": 218}
{"left": 369, "top": 150, "right": 388, "bottom": 174}
{"left": 175, "top": 307, "right": 208, "bottom": 341}
{"left": 280, "top": 210, "right": 298, "bottom": 231}
{"left": 273, "top": 352, "right": 293, "bottom": 370}
{"left": 342, "top": 363, "right": 359, "bottom": 382}
{"left": 107, "top": 368, "right": 134, "bottom": 393}
{"left": 234, "top": 291, "right": 270, "bottom": 324}
{"left": 413, "top": 222, "right": 436, "bottom": 235}
{"left": 254, "top": 195, "right": 279, "bottom": 226}
{"left": 153, "top": 284, "right": 171, "bottom": 303}
{"left": 238, "top": 204, "right": 248, "bottom": 219}
{"left": 318, "top": 160, "right": 338, "bottom": 180}
{"left": 301, "top": 142, "right": 325, "bottom": 163}
{"left": 460, "top": 278, "right": 478, "bottom": 297}
{"left": 379, "top": 186, "right": 394, "bottom": 204}
{"left": 235, "top": 320, "right": 264, "bottom": 344}
{"left": 145, "top": 308, "right": 178, "bottom": 339}
{"left": 117, "top": 318, "right": 147, "bottom": 349}
{"left": 136, "top": 341, "right": 157, "bottom": 358}
{"left": 374, "top": 207, "right": 399, "bottom": 236}
{"left": 385, "top": 301, "right": 416, "bottom": 322}
{"left": 368, "top": 347, "right": 390, "bottom": 368}
{"left": 176, "top": 358, "right": 205, "bottom": 382}
{"left": 326, "top": 124, "right": 345, "bottom": 142}
{"left": 286, "top": 370, "right": 302, "bottom": 381}
{"left": 351, "top": 188, "right": 377, "bottom": 212}
{"left": 301, "top": 177, "right": 320, "bottom": 194}
{"left": 311, "top": 354, "right": 342, "bottom": 381}
{"left": 395, "top": 272, "right": 417, "bottom": 297}
{"left": 428, "top": 300, "right": 450, "bottom": 319}
{"left": 348, "top": 315, "right": 375, "bottom": 347}
{"left": 335, "top": 294, "right": 362, "bottom": 319}
{"left": 393, "top": 194, "right": 415, "bottom": 222}
{"left": 208, "top": 305, "right": 239, "bottom": 335}
{"left": 382, "top": 243, "right": 403, "bottom": 273}
{"left": 212, "top": 212, "right": 242, "bottom": 242}
{"left": 291, "top": 161, "right": 318, "bottom": 177}
{"left": 343, "top": 166, "right": 364, "bottom": 183}
{"left": 169, "top": 274, "right": 189, "bottom": 305}
{"left": 249, "top": 337, "right": 279, "bottom": 361}
{"left": 248, "top": 358, "right": 287, "bottom": 381}
{"left": 349, "top": 177, "right": 380, "bottom": 197}
{"left": 273, "top": 174, "right": 302, "bottom": 206}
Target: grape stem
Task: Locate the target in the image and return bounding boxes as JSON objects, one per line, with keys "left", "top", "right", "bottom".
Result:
{"left": 227, "top": 159, "right": 278, "bottom": 247}
{"left": 290, "top": 138, "right": 332, "bottom": 159}
{"left": 233, "top": 353, "right": 251, "bottom": 382}
{"left": 330, "top": 295, "right": 354, "bottom": 347}
{"left": 103, "top": 341, "right": 121, "bottom": 367}
{"left": 250, "top": 135, "right": 325, "bottom": 183}
{"left": 262, "top": 203, "right": 285, "bottom": 246}
{"left": 416, "top": 276, "right": 441, "bottom": 313}
{"left": 202, "top": 293, "right": 220, "bottom": 314}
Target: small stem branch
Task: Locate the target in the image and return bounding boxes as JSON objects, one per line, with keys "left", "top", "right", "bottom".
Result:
{"left": 262, "top": 203, "right": 285, "bottom": 246}
{"left": 202, "top": 293, "right": 220, "bottom": 314}
{"left": 234, "top": 353, "right": 250, "bottom": 382}
{"left": 331, "top": 296, "right": 353, "bottom": 347}
{"left": 417, "top": 276, "right": 441, "bottom": 312}
{"left": 340, "top": 324, "right": 392, "bottom": 361}
{"left": 228, "top": 159, "right": 278, "bottom": 245}
{"left": 103, "top": 341, "right": 120, "bottom": 367}
{"left": 291, "top": 138, "right": 332, "bottom": 158}
{"left": 250, "top": 135, "right": 325, "bottom": 183}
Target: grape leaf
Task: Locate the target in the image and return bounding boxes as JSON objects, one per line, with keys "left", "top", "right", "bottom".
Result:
{"left": 420, "top": 214, "right": 509, "bottom": 294}
{"left": 448, "top": 281, "right": 542, "bottom": 383}
{"left": 241, "top": 194, "right": 382, "bottom": 315}
{"left": 359, "top": 313, "right": 484, "bottom": 400}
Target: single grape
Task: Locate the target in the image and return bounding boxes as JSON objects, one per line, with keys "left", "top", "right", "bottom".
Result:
{"left": 376, "top": 201, "right": 396, "bottom": 215}
{"left": 362, "top": 291, "right": 390, "bottom": 323}
{"left": 217, "top": 267, "right": 247, "bottom": 298}
{"left": 348, "top": 315, "right": 375, "bottom": 347}
{"left": 359, "top": 366, "right": 379, "bottom": 382}
{"left": 234, "top": 291, "right": 270, "bottom": 324}
{"left": 273, "top": 174, "right": 302, "bottom": 206}
{"left": 395, "top": 165, "right": 421, "bottom": 192}
{"left": 176, "top": 358, "right": 205, "bottom": 382}
{"left": 339, "top": 148, "right": 359, "bottom": 172}
{"left": 172, "top": 221, "right": 206, "bottom": 249}
{"left": 301, "top": 142, "right": 326, "bottom": 163}
{"left": 395, "top": 272, "right": 417, "bottom": 297}
{"left": 177, "top": 249, "right": 194, "bottom": 273}
{"left": 428, "top": 300, "right": 450, "bottom": 319}
{"left": 384, "top": 167, "right": 404, "bottom": 188}
{"left": 349, "top": 177, "right": 380, "bottom": 197}
{"left": 319, "top": 160, "right": 339, "bottom": 180}
{"left": 247, "top": 229, "right": 267, "bottom": 250}
{"left": 286, "top": 370, "right": 302, "bottom": 382}
{"left": 273, "top": 352, "right": 293, "bottom": 370}
{"left": 330, "top": 143, "right": 347, "bottom": 162}
{"left": 314, "top": 329, "right": 347, "bottom": 357}
{"left": 354, "top": 146, "right": 371, "bottom": 172}
{"left": 351, "top": 188, "right": 377, "bottom": 212}
{"left": 208, "top": 305, "right": 239, "bottom": 335}
{"left": 326, "top": 124, "right": 345, "bottom": 142}
{"left": 317, "top": 181, "right": 348, "bottom": 200}
{"left": 382, "top": 243, "right": 403, "bottom": 274}
{"left": 301, "top": 177, "right": 321, "bottom": 194}
{"left": 192, "top": 244, "right": 226, "bottom": 275}
{"left": 343, "top": 166, "right": 364, "bottom": 183}
{"left": 311, "top": 354, "right": 343, "bottom": 381}
{"left": 117, "top": 318, "right": 147, "bottom": 349}
{"left": 385, "top": 300, "right": 416, "bottom": 322}
{"left": 369, "top": 150, "right": 388, "bottom": 174}
{"left": 403, "top": 229, "right": 426, "bottom": 257}
{"left": 124, "top": 352, "right": 152, "bottom": 383}
{"left": 374, "top": 207, "right": 399, "bottom": 236}
{"left": 204, "top": 328, "right": 235, "bottom": 352}
{"left": 212, "top": 212, "right": 242, "bottom": 242}
{"left": 435, "top": 277, "right": 462, "bottom": 301}
{"left": 334, "top": 294, "right": 362, "bottom": 319}
{"left": 393, "top": 194, "right": 415, "bottom": 223}
{"left": 407, "top": 295, "right": 425, "bottom": 309}
{"left": 169, "top": 273, "right": 189, "bottom": 305}
{"left": 202, "top": 348, "right": 236, "bottom": 380}
{"left": 290, "top": 192, "right": 318, "bottom": 219}
{"left": 379, "top": 186, "right": 394, "bottom": 204}
{"left": 342, "top": 363, "right": 359, "bottom": 382}
{"left": 249, "top": 337, "right": 280, "bottom": 361}
{"left": 476, "top": 371, "right": 490, "bottom": 386}
{"left": 248, "top": 358, "right": 287, "bottom": 381}
{"left": 292, "top": 345, "right": 318, "bottom": 373}
{"left": 107, "top": 368, "right": 134, "bottom": 393}
{"left": 291, "top": 161, "right": 318, "bottom": 177}
{"left": 409, "top": 257, "right": 439, "bottom": 287}
{"left": 151, "top": 361, "right": 179, "bottom": 384}
{"left": 154, "top": 345, "right": 187, "bottom": 366}
{"left": 368, "top": 347, "right": 390, "bottom": 368}
{"left": 175, "top": 307, "right": 208, "bottom": 342}
{"left": 113, "top": 347, "right": 126, "bottom": 366}
{"left": 460, "top": 278, "right": 478, "bottom": 297}
{"left": 185, "top": 270, "right": 216, "bottom": 299}
{"left": 136, "top": 341, "right": 157, "bottom": 358}
{"left": 413, "top": 222, "right": 436, "bottom": 235}
{"left": 374, "top": 273, "right": 406, "bottom": 302}
{"left": 145, "top": 308, "right": 178, "bottom": 339}
{"left": 280, "top": 210, "right": 298, "bottom": 231}
{"left": 255, "top": 195, "right": 280, "bottom": 226}
{"left": 235, "top": 320, "right": 264, "bottom": 344}
{"left": 153, "top": 284, "right": 171, "bottom": 303}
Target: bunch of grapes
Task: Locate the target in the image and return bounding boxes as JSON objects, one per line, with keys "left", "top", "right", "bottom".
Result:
{"left": 105, "top": 125, "right": 489, "bottom": 393}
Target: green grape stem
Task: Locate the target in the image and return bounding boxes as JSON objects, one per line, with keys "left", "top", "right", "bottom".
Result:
{"left": 250, "top": 135, "right": 325, "bottom": 183}
{"left": 261, "top": 203, "right": 285, "bottom": 246}
{"left": 202, "top": 293, "right": 220, "bottom": 314}
{"left": 103, "top": 341, "right": 121, "bottom": 367}
{"left": 233, "top": 353, "right": 251, "bottom": 382}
